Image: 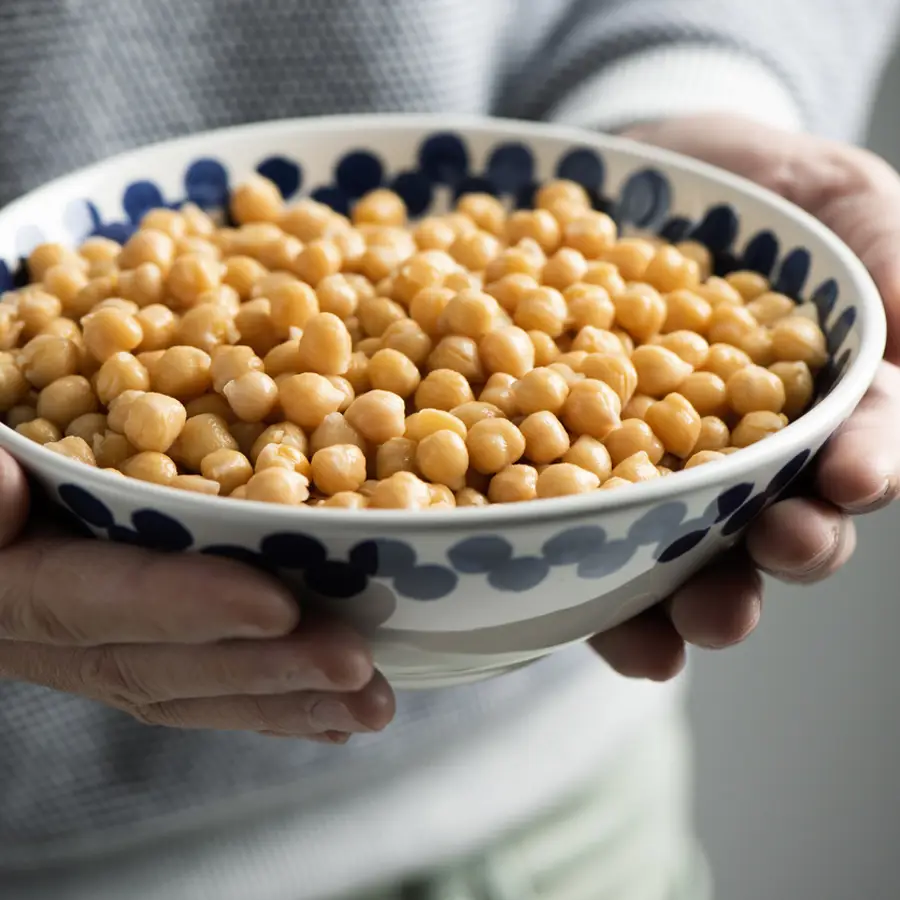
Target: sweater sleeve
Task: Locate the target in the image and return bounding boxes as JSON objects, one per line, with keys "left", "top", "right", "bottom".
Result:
{"left": 501, "top": 0, "right": 900, "bottom": 140}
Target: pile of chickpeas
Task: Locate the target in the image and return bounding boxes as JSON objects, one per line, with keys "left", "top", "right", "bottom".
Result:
{"left": 0, "top": 173, "right": 827, "bottom": 510}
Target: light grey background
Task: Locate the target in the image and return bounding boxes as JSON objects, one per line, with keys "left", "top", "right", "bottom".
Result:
{"left": 690, "top": 47, "right": 900, "bottom": 900}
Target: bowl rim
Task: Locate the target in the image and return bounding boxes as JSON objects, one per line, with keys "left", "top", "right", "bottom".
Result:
{"left": 0, "top": 113, "right": 886, "bottom": 533}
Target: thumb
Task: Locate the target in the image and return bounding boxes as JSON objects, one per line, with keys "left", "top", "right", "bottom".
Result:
{"left": 0, "top": 449, "right": 30, "bottom": 547}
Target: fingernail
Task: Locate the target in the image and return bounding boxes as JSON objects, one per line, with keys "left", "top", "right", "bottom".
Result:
{"left": 843, "top": 476, "right": 896, "bottom": 514}
{"left": 310, "top": 731, "right": 352, "bottom": 745}
{"left": 309, "top": 699, "right": 368, "bottom": 733}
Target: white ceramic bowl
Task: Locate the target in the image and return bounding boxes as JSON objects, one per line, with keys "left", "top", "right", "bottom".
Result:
{"left": 0, "top": 115, "right": 885, "bottom": 688}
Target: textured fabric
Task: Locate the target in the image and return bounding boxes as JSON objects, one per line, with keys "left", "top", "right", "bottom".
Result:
{"left": 0, "top": 0, "right": 896, "bottom": 892}
{"left": 351, "top": 710, "right": 708, "bottom": 900}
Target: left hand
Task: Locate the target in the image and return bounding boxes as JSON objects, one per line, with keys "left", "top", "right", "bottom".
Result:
{"left": 591, "top": 115, "right": 900, "bottom": 680}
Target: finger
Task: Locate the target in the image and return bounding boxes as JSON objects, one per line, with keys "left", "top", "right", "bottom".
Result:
{"left": 0, "top": 621, "right": 374, "bottom": 704}
{"left": 590, "top": 606, "right": 686, "bottom": 682}
{"left": 0, "top": 449, "right": 29, "bottom": 548}
{"left": 745, "top": 498, "right": 856, "bottom": 584}
{"left": 0, "top": 537, "right": 300, "bottom": 645}
{"left": 140, "top": 671, "right": 396, "bottom": 736}
{"left": 665, "top": 551, "right": 763, "bottom": 649}
{"left": 813, "top": 363, "right": 900, "bottom": 512}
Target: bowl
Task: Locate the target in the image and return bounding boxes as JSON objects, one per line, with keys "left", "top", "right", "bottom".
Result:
{"left": 0, "top": 115, "right": 885, "bottom": 689}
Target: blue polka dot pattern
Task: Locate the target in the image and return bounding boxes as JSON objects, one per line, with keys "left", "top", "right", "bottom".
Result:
{"left": 740, "top": 231, "right": 779, "bottom": 278}
{"left": 690, "top": 205, "right": 738, "bottom": 253}
{"left": 58, "top": 484, "right": 115, "bottom": 528}
{"left": 335, "top": 151, "right": 384, "bottom": 198}
{"left": 257, "top": 156, "right": 302, "bottom": 200}
{"left": 486, "top": 143, "right": 535, "bottom": 193}
{"left": 349, "top": 538, "right": 417, "bottom": 578}
{"left": 184, "top": 159, "right": 229, "bottom": 209}
{"left": 260, "top": 533, "right": 327, "bottom": 569}
{"left": 616, "top": 169, "right": 670, "bottom": 230}
{"left": 395, "top": 564, "right": 459, "bottom": 601}
{"left": 123, "top": 181, "right": 165, "bottom": 224}
{"left": 390, "top": 171, "right": 433, "bottom": 216}
{"left": 487, "top": 557, "right": 550, "bottom": 593}
{"left": 130, "top": 509, "right": 194, "bottom": 552}
{"left": 555, "top": 147, "right": 604, "bottom": 191}
{"left": 541, "top": 525, "right": 606, "bottom": 566}
{"left": 418, "top": 132, "right": 469, "bottom": 185}
{"left": 812, "top": 279, "right": 839, "bottom": 324}
{"left": 773, "top": 248, "right": 812, "bottom": 299}
{"left": 448, "top": 535, "right": 514, "bottom": 574}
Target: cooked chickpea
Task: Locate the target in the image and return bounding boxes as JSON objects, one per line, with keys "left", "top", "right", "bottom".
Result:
{"left": 276, "top": 372, "right": 344, "bottom": 432}
{"left": 692, "top": 416, "right": 731, "bottom": 453}
{"left": 43, "top": 264, "right": 90, "bottom": 309}
{"left": 135, "top": 305, "right": 178, "bottom": 353}
{"left": 611, "top": 451, "right": 660, "bottom": 483}
{"left": 539, "top": 247, "right": 587, "bottom": 291}
{"left": 415, "top": 369, "right": 474, "bottom": 411}
{"left": 505, "top": 210, "right": 561, "bottom": 254}
{"left": 472, "top": 325, "right": 533, "bottom": 378}
{"left": 725, "top": 270, "right": 770, "bottom": 302}
{"left": 362, "top": 348, "right": 419, "bottom": 398}
{"left": 703, "top": 343, "right": 752, "bottom": 382}
{"left": 36, "top": 374, "right": 99, "bottom": 428}
{"left": 684, "top": 450, "right": 727, "bottom": 469}
{"left": 95, "top": 352, "right": 150, "bottom": 405}
{"left": 477, "top": 372, "right": 518, "bottom": 417}
{"left": 121, "top": 392, "right": 186, "bottom": 453}
{"left": 167, "top": 254, "right": 223, "bottom": 308}
{"left": 514, "top": 287, "right": 568, "bottom": 337}
{"left": 296, "top": 313, "right": 352, "bottom": 375}
{"left": 604, "top": 418, "right": 665, "bottom": 467}
{"left": 426, "top": 336, "right": 482, "bottom": 383}
{"left": 210, "top": 345, "right": 264, "bottom": 394}
{"left": 199, "top": 448, "right": 254, "bottom": 494}
{"left": 707, "top": 303, "right": 757, "bottom": 346}
{"left": 79, "top": 307, "right": 143, "bottom": 363}
{"left": 120, "top": 452, "right": 178, "bottom": 485}
{"left": 601, "top": 238, "right": 655, "bottom": 282}
{"left": 456, "top": 487, "right": 490, "bottom": 507}
{"left": 488, "top": 464, "right": 539, "bottom": 503}
{"left": 694, "top": 276, "right": 743, "bottom": 309}
{"left": 19, "top": 335, "right": 79, "bottom": 389}
{"left": 344, "top": 390, "right": 406, "bottom": 445}
{"left": 116, "top": 263, "right": 165, "bottom": 309}
{"left": 644, "top": 394, "right": 702, "bottom": 459}
{"left": 644, "top": 245, "right": 699, "bottom": 292}
{"left": 449, "top": 230, "right": 501, "bottom": 272}
{"left": 151, "top": 346, "right": 212, "bottom": 400}
{"left": 663, "top": 289, "right": 712, "bottom": 335}
{"left": 375, "top": 436, "right": 417, "bottom": 479}
{"left": 726, "top": 365, "right": 786, "bottom": 415}
{"left": 746, "top": 291, "right": 795, "bottom": 326}
{"left": 536, "top": 463, "right": 600, "bottom": 497}
{"left": 185, "top": 393, "right": 235, "bottom": 422}
{"left": 118, "top": 228, "right": 176, "bottom": 273}
{"left": 657, "top": 331, "right": 709, "bottom": 370}
{"left": 559, "top": 435, "right": 611, "bottom": 482}
{"left": 413, "top": 217, "right": 457, "bottom": 251}
{"left": 325, "top": 375, "right": 355, "bottom": 413}
{"left": 307, "top": 412, "right": 365, "bottom": 457}
{"left": 368, "top": 471, "right": 432, "bottom": 509}
{"left": 65, "top": 412, "right": 107, "bottom": 446}
{"left": 674, "top": 241, "right": 713, "bottom": 281}
{"left": 447, "top": 401, "right": 502, "bottom": 431}
{"left": 16, "top": 417, "right": 61, "bottom": 444}
{"left": 415, "top": 430, "right": 469, "bottom": 490}
{"left": 677, "top": 371, "right": 728, "bottom": 418}
{"left": 731, "top": 411, "right": 788, "bottom": 447}
{"left": 771, "top": 316, "right": 828, "bottom": 369}
{"left": 168, "top": 474, "right": 220, "bottom": 495}
{"left": 404, "top": 409, "right": 466, "bottom": 443}
{"left": 262, "top": 340, "right": 302, "bottom": 379}
{"left": 244, "top": 467, "right": 310, "bottom": 505}
{"left": 519, "top": 411, "right": 570, "bottom": 464}
{"left": 599, "top": 475, "right": 631, "bottom": 490}
{"left": 769, "top": 361, "right": 814, "bottom": 419}
{"left": 352, "top": 189, "right": 407, "bottom": 228}
{"left": 409, "top": 286, "right": 454, "bottom": 338}
{"left": 230, "top": 175, "right": 285, "bottom": 224}
{"left": 562, "top": 211, "right": 616, "bottom": 259}
{"left": 44, "top": 435, "right": 96, "bottom": 466}
{"left": 91, "top": 430, "right": 135, "bottom": 468}
{"left": 223, "top": 371, "right": 278, "bottom": 422}
{"left": 510, "top": 367, "right": 568, "bottom": 416}
{"left": 466, "top": 418, "right": 526, "bottom": 474}
{"left": 176, "top": 304, "right": 239, "bottom": 354}
{"left": 320, "top": 491, "right": 368, "bottom": 509}
{"left": 612, "top": 286, "right": 666, "bottom": 342}
{"left": 308, "top": 444, "right": 368, "bottom": 496}
{"left": 629, "top": 345, "right": 691, "bottom": 398}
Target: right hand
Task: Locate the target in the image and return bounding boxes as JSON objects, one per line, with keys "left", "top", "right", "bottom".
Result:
{"left": 0, "top": 449, "right": 394, "bottom": 741}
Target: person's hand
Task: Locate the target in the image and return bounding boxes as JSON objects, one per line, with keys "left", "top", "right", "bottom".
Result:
{"left": 0, "top": 449, "right": 394, "bottom": 740}
{"left": 591, "top": 115, "right": 900, "bottom": 680}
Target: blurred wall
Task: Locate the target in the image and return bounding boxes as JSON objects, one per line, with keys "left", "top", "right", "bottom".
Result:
{"left": 690, "top": 47, "right": 900, "bottom": 900}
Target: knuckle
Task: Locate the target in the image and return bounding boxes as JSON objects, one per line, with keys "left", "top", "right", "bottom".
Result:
{"left": 76, "top": 647, "right": 153, "bottom": 705}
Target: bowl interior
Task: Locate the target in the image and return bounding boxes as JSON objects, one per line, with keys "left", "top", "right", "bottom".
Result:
{"left": 0, "top": 115, "right": 885, "bottom": 539}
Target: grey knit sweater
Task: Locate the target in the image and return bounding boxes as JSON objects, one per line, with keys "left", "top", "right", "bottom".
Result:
{"left": 1, "top": 0, "right": 897, "bottom": 896}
